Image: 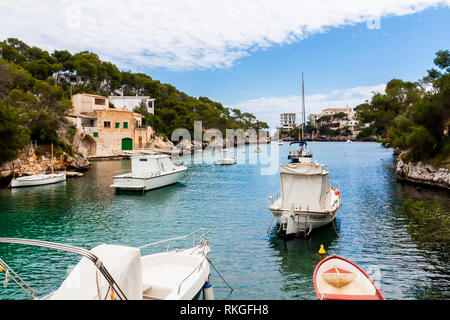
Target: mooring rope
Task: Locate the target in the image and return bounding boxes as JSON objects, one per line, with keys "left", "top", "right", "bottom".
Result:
{"left": 206, "top": 257, "right": 233, "bottom": 292}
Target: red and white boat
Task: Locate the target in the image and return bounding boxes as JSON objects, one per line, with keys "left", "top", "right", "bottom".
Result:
{"left": 313, "top": 255, "right": 385, "bottom": 300}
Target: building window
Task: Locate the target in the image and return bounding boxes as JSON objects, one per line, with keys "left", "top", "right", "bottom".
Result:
{"left": 104, "top": 121, "right": 111, "bottom": 128}
{"left": 123, "top": 121, "right": 128, "bottom": 129}
{"left": 115, "top": 122, "right": 120, "bottom": 128}
{"left": 95, "top": 98, "right": 106, "bottom": 105}
{"left": 93, "top": 132, "right": 98, "bottom": 138}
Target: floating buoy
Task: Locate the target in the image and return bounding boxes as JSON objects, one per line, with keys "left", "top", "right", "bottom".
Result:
{"left": 318, "top": 244, "right": 326, "bottom": 255}
{"left": 0, "top": 266, "right": 3, "bottom": 272}
{"left": 334, "top": 190, "right": 340, "bottom": 196}
{"left": 203, "top": 282, "right": 214, "bottom": 300}
{"left": 128, "top": 162, "right": 131, "bottom": 166}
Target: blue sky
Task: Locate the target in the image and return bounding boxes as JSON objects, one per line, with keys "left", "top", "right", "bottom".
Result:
{"left": 144, "top": 6, "right": 449, "bottom": 127}
{"left": 1, "top": 1, "right": 449, "bottom": 128}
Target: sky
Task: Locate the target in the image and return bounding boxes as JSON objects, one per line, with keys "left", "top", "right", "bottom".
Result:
{"left": 0, "top": 0, "right": 449, "bottom": 129}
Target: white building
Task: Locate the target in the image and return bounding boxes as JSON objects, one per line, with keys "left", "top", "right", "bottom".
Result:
{"left": 280, "top": 113, "right": 296, "bottom": 131}
{"left": 109, "top": 96, "right": 155, "bottom": 115}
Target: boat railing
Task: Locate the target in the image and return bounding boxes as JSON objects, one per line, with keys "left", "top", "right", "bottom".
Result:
{"left": 0, "top": 258, "right": 36, "bottom": 299}
{"left": 139, "top": 228, "right": 212, "bottom": 252}
{"left": 268, "top": 191, "right": 281, "bottom": 207}
{"left": 0, "top": 238, "right": 128, "bottom": 300}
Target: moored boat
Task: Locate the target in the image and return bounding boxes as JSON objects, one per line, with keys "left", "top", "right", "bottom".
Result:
{"left": 218, "top": 157, "right": 237, "bottom": 165}
{"left": 10, "top": 144, "right": 66, "bottom": 188}
{"left": 10, "top": 172, "right": 66, "bottom": 188}
{"left": 0, "top": 229, "right": 212, "bottom": 300}
{"left": 313, "top": 255, "right": 385, "bottom": 300}
{"left": 110, "top": 155, "right": 187, "bottom": 192}
{"left": 268, "top": 162, "right": 340, "bottom": 237}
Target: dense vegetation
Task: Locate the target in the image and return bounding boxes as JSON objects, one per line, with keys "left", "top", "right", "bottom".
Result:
{"left": 0, "top": 38, "right": 267, "bottom": 164}
{"left": 403, "top": 199, "right": 449, "bottom": 250}
{"left": 355, "top": 50, "right": 449, "bottom": 167}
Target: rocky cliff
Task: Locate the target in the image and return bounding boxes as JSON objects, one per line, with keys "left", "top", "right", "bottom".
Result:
{"left": 0, "top": 148, "right": 90, "bottom": 181}
{"left": 396, "top": 159, "right": 450, "bottom": 190}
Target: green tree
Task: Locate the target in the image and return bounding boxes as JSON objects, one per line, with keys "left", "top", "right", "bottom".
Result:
{"left": 0, "top": 100, "right": 29, "bottom": 162}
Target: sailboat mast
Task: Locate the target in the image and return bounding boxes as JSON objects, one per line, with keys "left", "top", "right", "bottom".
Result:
{"left": 301, "top": 72, "right": 305, "bottom": 144}
{"left": 51, "top": 143, "right": 54, "bottom": 176}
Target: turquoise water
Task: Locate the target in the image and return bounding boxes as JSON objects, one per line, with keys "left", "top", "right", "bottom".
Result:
{"left": 0, "top": 142, "right": 448, "bottom": 300}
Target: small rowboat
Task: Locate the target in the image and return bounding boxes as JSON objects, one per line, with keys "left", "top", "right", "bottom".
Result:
{"left": 314, "top": 255, "right": 385, "bottom": 300}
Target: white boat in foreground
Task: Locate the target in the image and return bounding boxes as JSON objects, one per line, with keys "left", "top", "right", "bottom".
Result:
{"left": 110, "top": 155, "right": 187, "bottom": 192}
{"left": 0, "top": 229, "right": 212, "bottom": 300}
{"left": 268, "top": 162, "right": 341, "bottom": 237}
{"left": 10, "top": 172, "right": 66, "bottom": 188}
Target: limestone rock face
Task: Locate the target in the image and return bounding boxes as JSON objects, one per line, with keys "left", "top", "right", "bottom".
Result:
{"left": 396, "top": 159, "right": 450, "bottom": 190}
{"left": 0, "top": 149, "right": 90, "bottom": 180}
{"left": 146, "top": 135, "right": 175, "bottom": 151}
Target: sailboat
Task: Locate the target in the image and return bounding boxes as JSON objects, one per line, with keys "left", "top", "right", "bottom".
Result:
{"left": 10, "top": 144, "right": 66, "bottom": 188}
{"left": 288, "top": 73, "right": 312, "bottom": 163}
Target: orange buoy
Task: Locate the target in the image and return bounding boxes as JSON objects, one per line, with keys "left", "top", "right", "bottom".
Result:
{"left": 334, "top": 190, "right": 340, "bottom": 196}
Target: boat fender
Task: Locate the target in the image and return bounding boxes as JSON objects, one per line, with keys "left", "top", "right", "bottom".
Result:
{"left": 203, "top": 282, "right": 214, "bottom": 300}
{"left": 318, "top": 244, "right": 326, "bottom": 255}
{"left": 110, "top": 287, "right": 115, "bottom": 300}
{"left": 334, "top": 190, "right": 340, "bottom": 196}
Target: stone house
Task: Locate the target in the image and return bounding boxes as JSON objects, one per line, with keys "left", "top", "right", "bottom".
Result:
{"left": 68, "top": 93, "right": 153, "bottom": 157}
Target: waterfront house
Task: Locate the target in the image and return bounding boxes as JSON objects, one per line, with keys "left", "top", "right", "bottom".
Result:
{"left": 68, "top": 93, "right": 153, "bottom": 157}
{"left": 109, "top": 95, "right": 155, "bottom": 115}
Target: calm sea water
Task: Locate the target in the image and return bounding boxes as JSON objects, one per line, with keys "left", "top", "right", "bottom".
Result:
{"left": 0, "top": 142, "right": 448, "bottom": 300}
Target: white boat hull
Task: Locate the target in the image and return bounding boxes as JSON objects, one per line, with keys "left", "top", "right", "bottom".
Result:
{"left": 110, "top": 168, "right": 186, "bottom": 191}
{"left": 10, "top": 173, "right": 67, "bottom": 188}
{"left": 218, "top": 158, "right": 236, "bottom": 165}
{"left": 269, "top": 186, "right": 341, "bottom": 236}
{"left": 141, "top": 245, "right": 210, "bottom": 300}
{"left": 42, "top": 244, "right": 210, "bottom": 300}
{"left": 269, "top": 208, "right": 338, "bottom": 234}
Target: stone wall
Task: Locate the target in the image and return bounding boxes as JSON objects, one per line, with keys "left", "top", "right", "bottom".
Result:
{"left": 396, "top": 159, "right": 450, "bottom": 190}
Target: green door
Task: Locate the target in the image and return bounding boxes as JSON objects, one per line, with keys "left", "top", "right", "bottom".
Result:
{"left": 121, "top": 138, "right": 133, "bottom": 150}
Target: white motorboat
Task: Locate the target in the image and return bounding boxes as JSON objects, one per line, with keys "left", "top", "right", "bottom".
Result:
{"left": 218, "top": 157, "right": 237, "bottom": 165}
{"left": 10, "top": 144, "right": 66, "bottom": 188}
{"left": 278, "top": 139, "right": 284, "bottom": 145}
{"left": 268, "top": 162, "right": 341, "bottom": 237}
{"left": 0, "top": 229, "right": 213, "bottom": 300}
{"left": 110, "top": 155, "right": 187, "bottom": 192}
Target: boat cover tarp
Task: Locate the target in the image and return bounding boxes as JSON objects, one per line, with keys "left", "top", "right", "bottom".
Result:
{"left": 50, "top": 244, "right": 143, "bottom": 300}
{"left": 280, "top": 163, "right": 331, "bottom": 212}
{"left": 132, "top": 157, "right": 161, "bottom": 177}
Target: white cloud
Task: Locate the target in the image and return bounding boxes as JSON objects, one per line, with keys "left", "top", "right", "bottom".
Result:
{"left": 232, "top": 83, "right": 386, "bottom": 129}
{"left": 0, "top": 0, "right": 448, "bottom": 70}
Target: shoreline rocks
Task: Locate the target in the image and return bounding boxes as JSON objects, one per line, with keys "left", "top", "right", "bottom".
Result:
{"left": 396, "top": 159, "right": 450, "bottom": 190}
{"left": 0, "top": 148, "right": 91, "bottom": 182}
